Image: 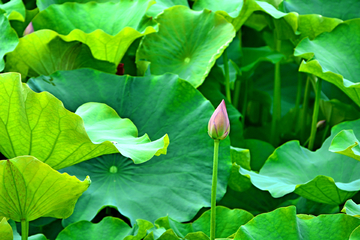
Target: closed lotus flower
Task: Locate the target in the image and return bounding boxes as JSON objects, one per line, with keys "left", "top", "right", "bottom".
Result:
{"left": 208, "top": 99, "right": 230, "bottom": 140}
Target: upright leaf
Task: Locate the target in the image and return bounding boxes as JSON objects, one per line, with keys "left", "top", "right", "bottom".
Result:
{"left": 0, "top": 13, "right": 18, "bottom": 71}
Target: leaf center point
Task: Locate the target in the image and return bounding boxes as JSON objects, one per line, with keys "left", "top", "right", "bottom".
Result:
{"left": 109, "top": 166, "right": 118, "bottom": 174}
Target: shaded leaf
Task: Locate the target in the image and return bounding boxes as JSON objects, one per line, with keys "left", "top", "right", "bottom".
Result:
{"left": 0, "top": 156, "right": 90, "bottom": 222}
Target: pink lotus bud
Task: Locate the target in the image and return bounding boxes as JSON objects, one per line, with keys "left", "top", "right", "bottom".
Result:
{"left": 208, "top": 100, "right": 230, "bottom": 140}
{"left": 23, "top": 22, "right": 34, "bottom": 36}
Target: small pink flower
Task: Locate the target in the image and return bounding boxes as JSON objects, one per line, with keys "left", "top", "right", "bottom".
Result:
{"left": 208, "top": 100, "right": 230, "bottom": 140}
{"left": 23, "top": 22, "right": 34, "bottom": 36}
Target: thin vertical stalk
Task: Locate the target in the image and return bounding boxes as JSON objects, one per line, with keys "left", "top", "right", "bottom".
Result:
{"left": 233, "top": 79, "right": 241, "bottom": 109}
{"left": 241, "top": 78, "right": 249, "bottom": 128}
{"left": 223, "top": 50, "right": 231, "bottom": 103}
{"left": 308, "top": 78, "right": 322, "bottom": 150}
{"left": 300, "top": 76, "right": 311, "bottom": 142}
{"left": 210, "top": 140, "right": 220, "bottom": 240}
{"left": 270, "top": 40, "right": 282, "bottom": 145}
{"left": 294, "top": 73, "right": 303, "bottom": 119}
{"left": 21, "top": 219, "right": 29, "bottom": 240}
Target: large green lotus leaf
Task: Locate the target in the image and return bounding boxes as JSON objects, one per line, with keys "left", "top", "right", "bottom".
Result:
{"left": 240, "top": 118, "right": 360, "bottom": 204}
{"left": 0, "top": 218, "right": 12, "bottom": 240}
{"left": 36, "top": 0, "right": 117, "bottom": 11}
{"left": 281, "top": 0, "right": 360, "bottom": 20}
{"left": 342, "top": 199, "right": 360, "bottom": 218}
{"left": 350, "top": 225, "right": 360, "bottom": 240}
{"left": 0, "top": 0, "right": 25, "bottom": 21}
{"left": 0, "top": 13, "right": 19, "bottom": 72}
{"left": 75, "top": 102, "right": 169, "bottom": 164}
{"left": 136, "top": 6, "right": 235, "bottom": 87}
{"left": 0, "top": 156, "right": 90, "bottom": 222}
{"left": 56, "top": 217, "right": 153, "bottom": 240}
{"left": 295, "top": 19, "right": 360, "bottom": 107}
{"left": 5, "top": 30, "right": 115, "bottom": 79}
{"left": 234, "top": 206, "right": 360, "bottom": 240}
{"left": 28, "top": 69, "right": 231, "bottom": 224}
{"left": 155, "top": 206, "right": 253, "bottom": 239}
{"left": 146, "top": 0, "right": 189, "bottom": 17}
{"left": 0, "top": 72, "right": 135, "bottom": 169}
{"left": 32, "top": 0, "right": 157, "bottom": 64}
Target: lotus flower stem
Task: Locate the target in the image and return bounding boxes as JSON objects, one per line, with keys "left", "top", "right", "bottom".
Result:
{"left": 233, "top": 78, "right": 241, "bottom": 109}
{"left": 271, "top": 40, "right": 282, "bottom": 146}
{"left": 300, "top": 76, "right": 311, "bottom": 142}
{"left": 294, "top": 73, "right": 303, "bottom": 121}
{"left": 241, "top": 77, "right": 249, "bottom": 128}
{"left": 223, "top": 50, "right": 232, "bottom": 103}
{"left": 308, "top": 77, "right": 322, "bottom": 150}
{"left": 21, "top": 219, "right": 29, "bottom": 240}
{"left": 210, "top": 139, "right": 220, "bottom": 240}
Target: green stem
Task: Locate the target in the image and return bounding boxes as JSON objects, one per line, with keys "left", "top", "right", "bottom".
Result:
{"left": 300, "top": 76, "right": 311, "bottom": 142}
{"left": 270, "top": 40, "right": 282, "bottom": 146}
{"left": 308, "top": 78, "right": 322, "bottom": 150}
{"left": 21, "top": 219, "right": 29, "bottom": 240}
{"left": 210, "top": 140, "right": 220, "bottom": 240}
{"left": 294, "top": 73, "right": 303, "bottom": 121}
{"left": 241, "top": 78, "right": 249, "bottom": 128}
{"left": 223, "top": 50, "right": 231, "bottom": 103}
{"left": 233, "top": 78, "right": 241, "bottom": 109}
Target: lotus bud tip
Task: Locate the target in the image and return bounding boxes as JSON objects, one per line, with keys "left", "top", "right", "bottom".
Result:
{"left": 208, "top": 99, "right": 230, "bottom": 141}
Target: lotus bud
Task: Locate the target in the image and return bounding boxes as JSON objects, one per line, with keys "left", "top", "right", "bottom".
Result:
{"left": 208, "top": 100, "right": 230, "bottom": 140}
{"left": 23, "top": 22, "right": 34, "bottom": 36}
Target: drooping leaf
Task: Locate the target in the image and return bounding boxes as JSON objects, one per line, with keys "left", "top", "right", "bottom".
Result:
{"left": 295, "top": 19, "right": 360, "bottom": 107}
{"left": 0, "top": 156, "right": 90, "bottom": 222}
{"left": 0, "top": 218, "right": 12, "bottom": 240}
{"left": 56, "top": 217, "right": 153, "bottom": 240}
{"left": 136, "top": 6, "right": 236, "bottom": 87}
{"left": 28, "top": 69, "right": 231, "bottom": 225}
{"left": 281, "top": 0, "right": 360, "bottom": 20}
{"left": 0, "top": 0, "right": 25, "bottom": 21}
{"left": 75, "top": 102, "right": 169, "bottom": 164}
{"left": 155, "top": 206, "right": 253, "bottom": 239}
{"left": 33, "top": 0, "right": 157, "bottom": 64}
{"left": 5, "top": 30, "right": 115, "bottom": 79}
{"left": 234, "top": 206, "right": 360, "bottom": 239}
{"left": 329, "top": 129, "right": 360, "bottom": 161}
{"left": 146, "top": 0, "right": 189, "bottom": 17}
{"left": 0, "top": 72, "right": 164, "bottom": 170}
{"left": 240, "top": 118, "right": 360, "bottom": 205}
{"left": 0, "top": 13, "right": 19, "bottom": 71}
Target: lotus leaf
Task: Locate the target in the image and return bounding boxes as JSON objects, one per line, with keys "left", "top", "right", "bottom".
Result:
{"left": 36, "top": 0, "right": 118, "bottom": 11}
{"left": 32, "top": 0, "right": 157, "bottom": 64}
{"left": 350, "top": 226, "right": 360, "bottom": 240}
{"left": 0, "top": 13, "right": 18, "bottom": 72}
{"left": 234, "top": 206, "right": 360, "bottom": 239}
{"left": 342, "top": 199, "right": 360, "bottom": 218}
{"left": 0, "top": 156, "right": 90, "bottom": 222}
{"left": 0, "top": 72, "right": 166, "bottom": 169}
{"left": 136, "top": 6, "right": 236, "bottom": 87}
{"left": 295, "top": 19, "right": 360, "bottom": 107}
{"left": 28, "top": 69, "right": 231, "bottom": 224}
{"left": 0, "top": 217, "right": 12, "bottom": 240}
{"left": 146, "top": 0, "right": 188, "bottom": 17}
{"left": 281, "top": 0, "right": 360, "bottom": 20}
{"left": 56, "top": 217, "right": 153, "bottom": 240}
{"left": 228, "top": 147, "right": 251, "bottom": 192}
{"left": 5, "top": 30, "right": 115, "bottom": 78}
{"left": 239, "top": 119, "right": 360, "bottom": 205}
{"left": 0, "top": 0, "right": 25, "bottom": 21}
{"left": 155, "top": 206, "right": 253, "bottom": 239}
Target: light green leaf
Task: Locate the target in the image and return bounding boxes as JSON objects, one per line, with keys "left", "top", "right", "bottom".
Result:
{"left": 36, "top": 0, "right": 118, "bottom": 11}
{"left": 136, "top": 6, "right": 235, "bottom": 87}
{"left": 234, "top": 206, "right": 360, "bottom": 239}
{"left": 0, "top": 218, "right": 12, "bottom": 240}
{"left": 5, "top": 30, "right": 115, "bottom": 79}
{"left": 0, "top": 13, "right": 19, "bottom": 71}
{"left": 0, "top": 72, "right": 146, "bottom": 170}
{"left": 146, "top": 0, "right": 189, "bottom": 17}
{"left": 56, "top": 217, "right": 153, "bottom": 240}
{"left": 342, "top": 199, "right": 360, "bottom": 218}
{"left": 0, "top": 0, "right": 25, "bottom": 21}
{"left": 75, "top": 102, "right": 169, "bottom": 164}
{"left": 329, "top": 129, "right": 360, "bottom": 161}
{"left": 295, "top": 19, "right": 360, "bottom": 107}
{"left": 33, "top": 0, "right": 157, "bottom": 64}
{"left": 0, "top": 156, "right": 90, "bottom": 222}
